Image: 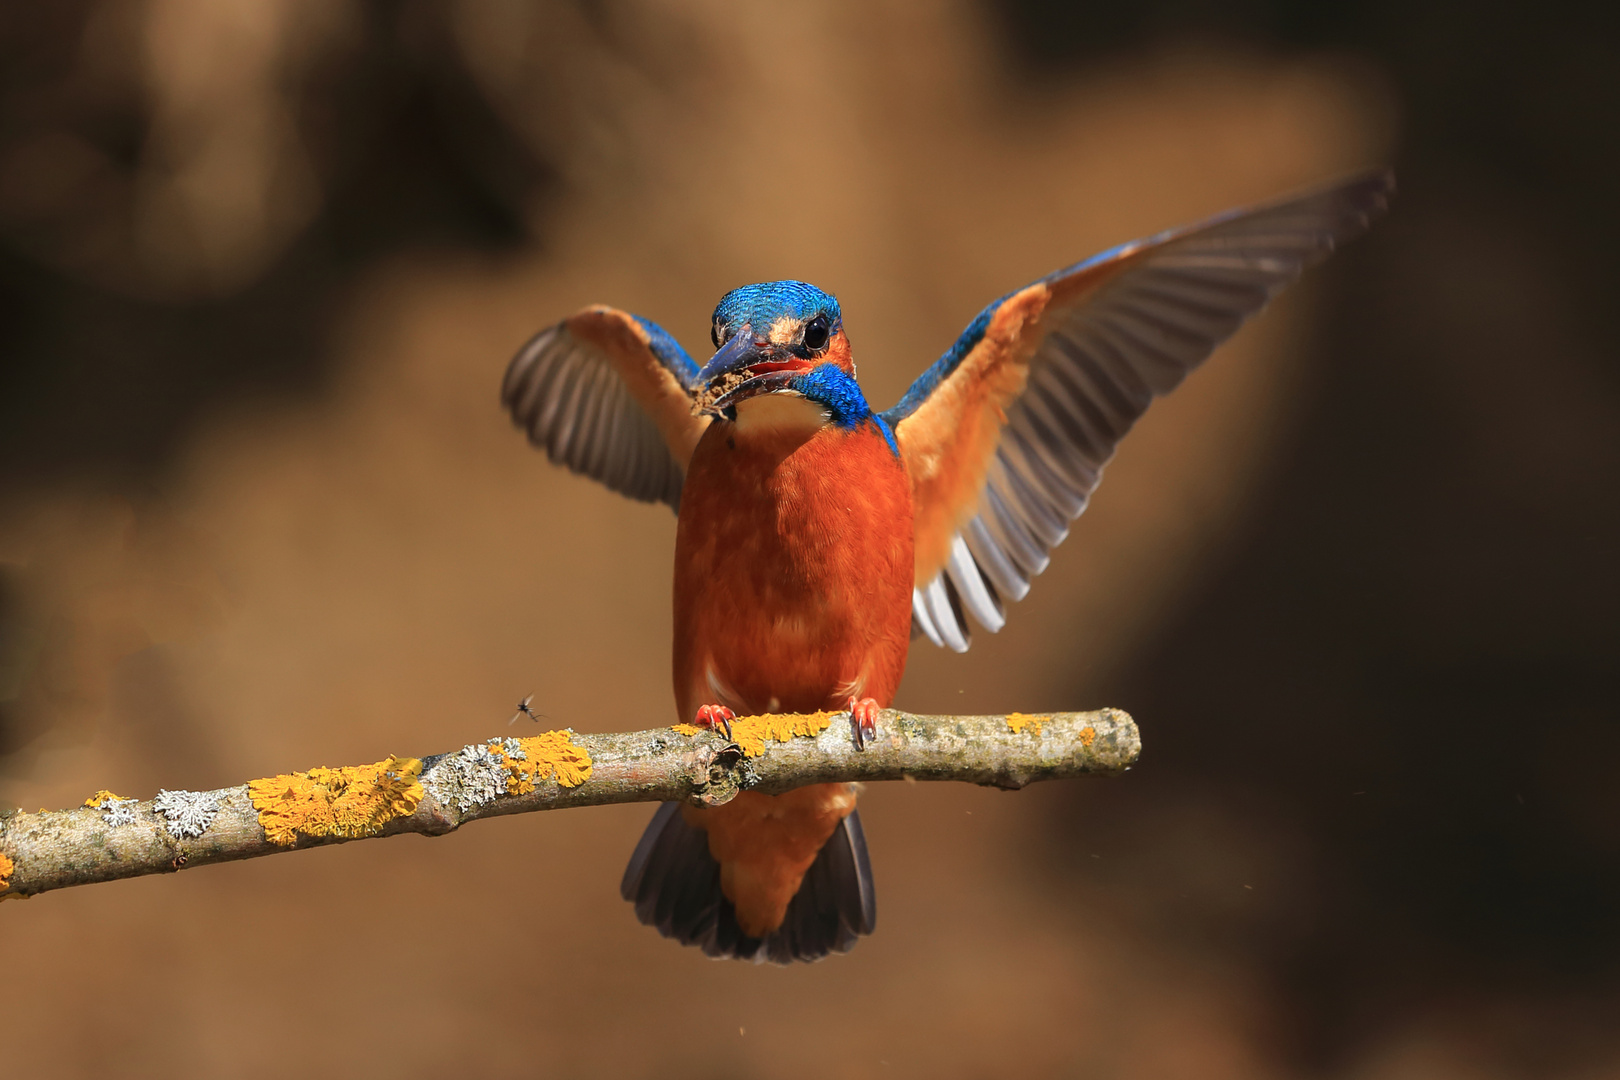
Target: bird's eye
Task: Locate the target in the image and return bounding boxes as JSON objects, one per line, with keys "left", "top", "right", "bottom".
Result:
{"left": 802, "top": 314, "right": 830, "bottom": 352}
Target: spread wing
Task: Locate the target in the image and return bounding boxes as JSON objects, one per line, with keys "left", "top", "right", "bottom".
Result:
{"left": 501, "top": 306, "right": 710, "bottom": 510}
{"left": 886, "top": 170, "right": 1394, "bottom": 651}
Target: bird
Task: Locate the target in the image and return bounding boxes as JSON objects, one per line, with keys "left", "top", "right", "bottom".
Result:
{"left": 500, "top": 170, "right": 1393, "bottom": 963}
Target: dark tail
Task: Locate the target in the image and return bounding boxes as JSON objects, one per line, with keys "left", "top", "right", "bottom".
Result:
{"left": 619, "top": 802, "right": 876, "bottom": 963}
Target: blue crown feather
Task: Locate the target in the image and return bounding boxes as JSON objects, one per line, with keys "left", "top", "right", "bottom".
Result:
{"left": 712, "top": 281, "right": 843, "bottom": 335}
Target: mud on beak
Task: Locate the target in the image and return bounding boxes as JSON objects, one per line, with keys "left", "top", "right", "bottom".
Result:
{"left": 694, "top": 329, "right": 814, "bottom": 415}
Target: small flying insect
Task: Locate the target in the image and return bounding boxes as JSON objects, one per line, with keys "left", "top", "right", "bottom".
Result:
{"left": 509, "top": 694, "right": 544, "bottom": 725}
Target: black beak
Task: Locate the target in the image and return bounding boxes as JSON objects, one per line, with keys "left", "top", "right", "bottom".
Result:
{"left": 694, "top": 328, "right": 804, "bottom": 414}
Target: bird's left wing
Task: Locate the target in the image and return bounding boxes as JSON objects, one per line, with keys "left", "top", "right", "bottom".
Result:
{"left": 886, "top": 170, "right": 1394, "bottom": 651}
{"left": 502, "top": 306, "right": 710, "bottom": 511}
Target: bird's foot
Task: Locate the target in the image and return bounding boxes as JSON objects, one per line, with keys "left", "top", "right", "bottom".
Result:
{"left": 693, "top": 704, "right": 735, "bottom": 740}
{"left": 848, "top": 697, "right": 880, "bottom": 751}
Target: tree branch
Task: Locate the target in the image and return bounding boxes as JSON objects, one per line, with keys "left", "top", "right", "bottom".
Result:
{"left": 0, "top": 707, "right": 1138, "bottom": 900}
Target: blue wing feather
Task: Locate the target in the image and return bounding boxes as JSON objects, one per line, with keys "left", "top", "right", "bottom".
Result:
{"left": 883, "top": 298, "right": 1004, "bottom": 425}
{"left": 630, "top": 314, "right": 702, "bottom": 385}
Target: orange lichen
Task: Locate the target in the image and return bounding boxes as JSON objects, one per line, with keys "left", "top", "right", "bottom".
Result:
{"left": 0, "top": 850, "right": 24, "bottom": 901}
{"left": 670, "top": 723, "right": 702, "bottom": 737}
{"left": 83, "top": 790, "right": 129, "bottom": 808}
{"left": 504, "top": 731, "right": 593, "bottom": 793}
{"left": 1079, "top": 725, "right": 1096, "bottom": 747}
{"left": 1006, "top": 712, "right": 1048, "bottom": 736}
{"left": 729, "top": 711, "right": 835, "bottom": 758}
{"left": 248, "top": 755, "right": 424, "bottom": 847}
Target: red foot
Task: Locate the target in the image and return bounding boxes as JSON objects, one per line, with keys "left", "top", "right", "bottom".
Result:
{"left": 694, "top": 704, "right": 735, "bottom": 740}
{"left": 848, "top": 697, "right": 880, "bottom": 751}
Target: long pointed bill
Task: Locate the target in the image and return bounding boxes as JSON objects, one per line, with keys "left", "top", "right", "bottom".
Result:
{"left": 694, "top": 329, "right": 813, "bottom": 415}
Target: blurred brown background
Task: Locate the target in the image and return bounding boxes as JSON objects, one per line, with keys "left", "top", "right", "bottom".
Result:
{"left": 1, "top": 1, "right": 1615, "bottom": 1077}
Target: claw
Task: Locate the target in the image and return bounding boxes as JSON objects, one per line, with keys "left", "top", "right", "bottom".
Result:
{"left": 848, "top": 696, "right": 879, "bottom": 751}
{"left": 694, "top": 704, "right": 735, "bottom": 740}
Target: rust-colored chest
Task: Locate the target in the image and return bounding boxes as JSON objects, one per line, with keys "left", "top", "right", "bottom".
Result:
{"left": 672, "top": 414, "right": 914, "bottom": 720}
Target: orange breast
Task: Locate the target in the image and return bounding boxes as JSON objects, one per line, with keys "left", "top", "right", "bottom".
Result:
{"left": 671, "top": 412, "right": 913, "bottom": 936}
{"left": 672, "top": 415, "right": 914, "bottom": 721}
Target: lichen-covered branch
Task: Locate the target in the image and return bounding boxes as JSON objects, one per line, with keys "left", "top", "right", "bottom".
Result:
{"left": 0, "top": 707, "right": 1138, "bottom": 901}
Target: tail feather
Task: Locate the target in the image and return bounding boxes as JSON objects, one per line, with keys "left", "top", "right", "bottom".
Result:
{"left": 823, "top": 805, "right": 877, "bottom": 935}
{"left": 621, "top": 803, "right": 717, "bottom": 939}
{"left": 620, "top": 801, "right": 877, "bottom": 963}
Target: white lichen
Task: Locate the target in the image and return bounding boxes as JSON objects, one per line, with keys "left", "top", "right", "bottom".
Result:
{"left": 152, "top": 789, "right": 221, "bottom": 838}
{"left": 424, "top": 743, "right": 510, "bottom": 812}
{"left": 100, "top": 798, "right": 141, "bottom": 828}
{"left": 495, "top": 737, "right": 527, "bottom": 761}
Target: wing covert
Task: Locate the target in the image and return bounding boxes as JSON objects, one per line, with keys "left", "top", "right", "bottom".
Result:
{"left": 502, "top": 306, "right": 709, "bottom": 510}
{"left": 888, "top": 170, "right": 1394, "bottom": 651}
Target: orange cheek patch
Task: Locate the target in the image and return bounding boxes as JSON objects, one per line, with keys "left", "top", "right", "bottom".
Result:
{"left": 825, "top": 334, "right": 856, "bottom": 374}
{"left": 684, "top": 783, "right": 858, "bottom": 937}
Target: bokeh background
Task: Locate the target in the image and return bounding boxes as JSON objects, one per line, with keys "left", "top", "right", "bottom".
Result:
{"left": 2, "top": 1, "right": 1616, "bottom": 1077}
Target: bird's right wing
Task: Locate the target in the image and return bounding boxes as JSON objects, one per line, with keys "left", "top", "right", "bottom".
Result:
{"left": 885, "top": 171, "right": 1394, "bottom": 650}
{"left": 502, "top": 306, "right": 711, "bottom": 510}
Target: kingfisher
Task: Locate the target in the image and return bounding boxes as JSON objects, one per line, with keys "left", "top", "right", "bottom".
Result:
{"left": 501, "top": 171, "right": 1392, "bottom": 963}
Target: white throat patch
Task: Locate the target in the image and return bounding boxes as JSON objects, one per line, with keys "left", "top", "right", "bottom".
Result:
{"left": 733, "top": 393, "right": 830, "bottom": 435}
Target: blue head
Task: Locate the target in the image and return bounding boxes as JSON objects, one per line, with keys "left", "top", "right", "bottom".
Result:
{"left": 696, "top": 281, "right": 878, "bottom": 434}
{"left": 710, "top": 281, "right": 842, "bottom": 348}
